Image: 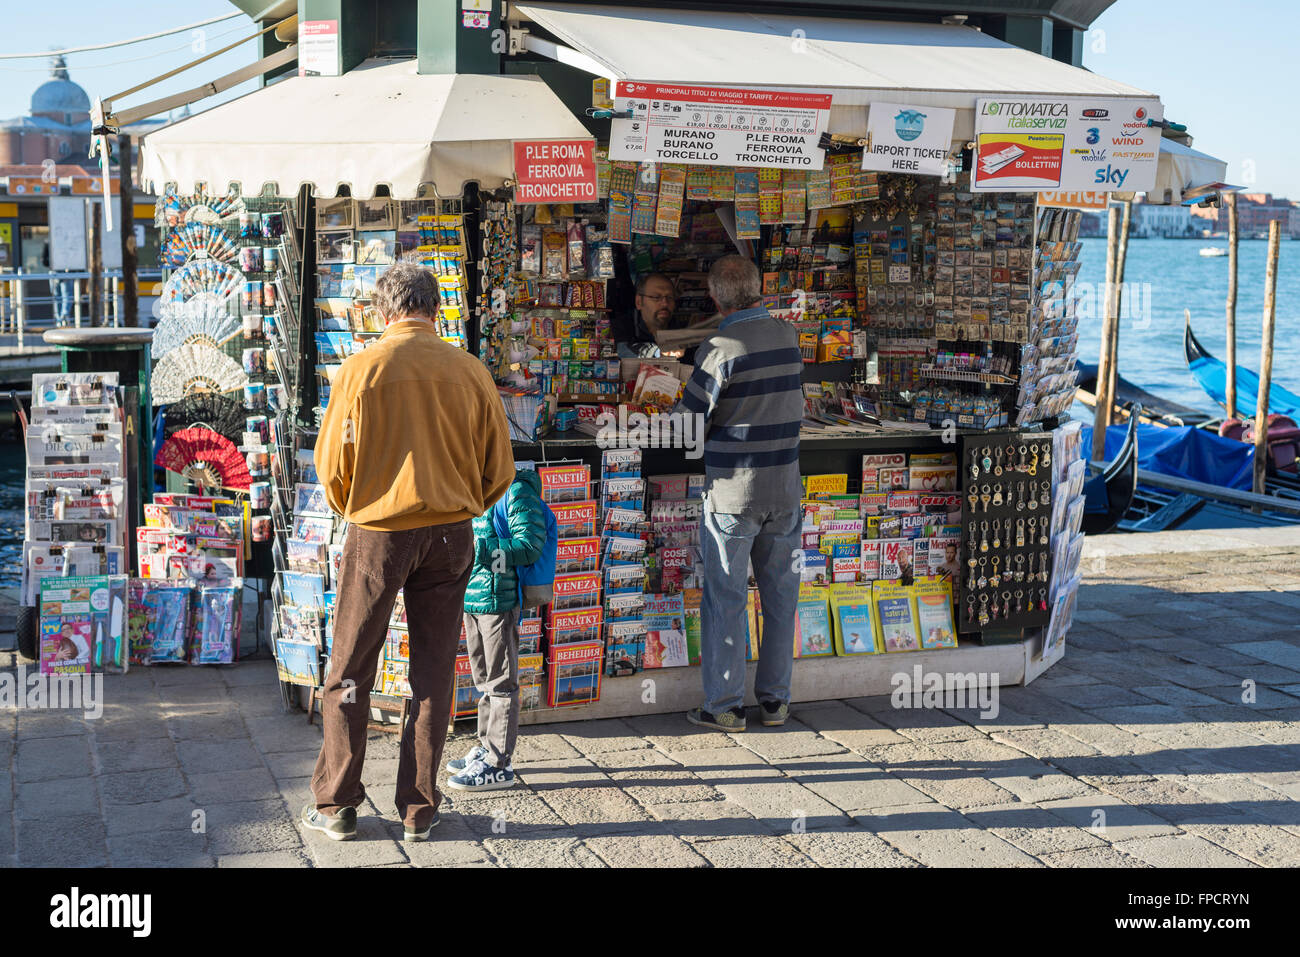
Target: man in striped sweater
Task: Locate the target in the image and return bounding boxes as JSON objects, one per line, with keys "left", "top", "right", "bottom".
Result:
{"left": 676, "top": 255, "right": 805, "bottom": 732}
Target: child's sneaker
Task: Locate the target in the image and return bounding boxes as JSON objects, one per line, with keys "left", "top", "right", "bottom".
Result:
{"left": 446, "top": 757, "right": 516, "bottom": 792}
{"left": 446, "top": 744, "right": 488, "bottom": 774}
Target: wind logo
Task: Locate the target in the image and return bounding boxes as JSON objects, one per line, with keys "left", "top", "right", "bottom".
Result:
{"left": 50, "top": 888, "right": 151, "bottom": 938}
{"left": 894, "top": 109, "right": 927, "bottom": 141}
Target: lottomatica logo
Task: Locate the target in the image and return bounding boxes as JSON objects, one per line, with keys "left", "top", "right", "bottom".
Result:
{"left": 50, "top": 888, "right": 151, "bottom": 937}
{"left": 894, "top": 109, "right": 927, "bottom": 141}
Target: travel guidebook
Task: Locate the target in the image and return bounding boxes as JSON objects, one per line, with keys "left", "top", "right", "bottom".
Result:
{"left": 546, "top": 639, "right": 603, "bottom": 707}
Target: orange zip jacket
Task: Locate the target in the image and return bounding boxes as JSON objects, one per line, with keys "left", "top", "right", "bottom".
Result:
{"left": 315, "top": 319, "right": 515, "bottom": 530}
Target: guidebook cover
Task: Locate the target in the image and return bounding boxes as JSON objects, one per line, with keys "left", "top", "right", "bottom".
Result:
{"left": 682, "top": 587, "right": 703, "bottom": 665}
{"left": 873, "top": 581, "right": 921, "bottom": 652}
{"left": 552, "top": 571, "right": 602, "bottom": 610}
{"left": 552, "top": 499, "right": 599, "bottom": 539}
{"left": 829, "top": 583, "right": 878, "bottom": 655}
{"left": 546, "top": 639, "right": 603, "bottom": 707}
{"left": 548, "top": 605, "right": 603, "bottom": 646}
{"left": 538, "top": 464, "right": 590, "bottom": 504}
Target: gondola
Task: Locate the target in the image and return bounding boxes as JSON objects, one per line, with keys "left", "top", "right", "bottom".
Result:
{"left": 1074, "top": 361, "right": 1215, "bottom": 428}
{"left": 1184, "top": 313, "right": 1300, "bottom": 419}
{"left": 1081, "top": 404, "right": 1139, "bottom": 536}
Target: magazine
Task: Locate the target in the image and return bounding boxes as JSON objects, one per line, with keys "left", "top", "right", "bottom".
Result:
{"left": 643, "top": 593, "right": 688, "bottom": 669}
{"left": 604, "top": 619, "right": 646, "bottom": 677}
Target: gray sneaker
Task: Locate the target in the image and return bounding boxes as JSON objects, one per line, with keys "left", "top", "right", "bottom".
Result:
{"left": 300, "top": 804, "right": 356, "bottom": 841}
{"left": 760, "top": 700, "right": 789, "bottom": 727}
{"left": 403, "top": 811, "right": 441, "bottom": 842}
{"left": 687, "top": 706, "right": 746, "bottom": 732}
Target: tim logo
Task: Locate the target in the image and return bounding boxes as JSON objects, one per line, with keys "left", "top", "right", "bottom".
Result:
{"left": 894, "top": 109, "right": 927, "bottom": 141}
{"left": 50, "top": 888, "right": 151, "bottom": 937}
{"left": 1082, "top": 109, "right": 1109, "bottom": 119}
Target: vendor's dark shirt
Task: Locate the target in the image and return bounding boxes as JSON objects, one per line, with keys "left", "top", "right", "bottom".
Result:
{"left": 615, "top": 311, "right": 689, "bottom": 361}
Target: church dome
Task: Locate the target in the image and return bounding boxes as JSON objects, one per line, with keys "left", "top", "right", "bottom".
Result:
{"left": 31, "top": 56, "right": 90, "bottom": 118}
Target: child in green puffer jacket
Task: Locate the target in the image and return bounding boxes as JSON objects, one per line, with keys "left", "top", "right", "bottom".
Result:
{"left": 450, "top": 468, "right": 550, "bottom": 792}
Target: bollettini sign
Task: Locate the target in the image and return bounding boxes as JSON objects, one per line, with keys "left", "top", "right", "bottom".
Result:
{"left": 513, "top": 140, "right": 598, "bottom": 204}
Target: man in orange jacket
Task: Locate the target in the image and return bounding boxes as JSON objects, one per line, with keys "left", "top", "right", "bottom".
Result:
{"left": 302, "top": 263, "right": 514, "bottom": 843}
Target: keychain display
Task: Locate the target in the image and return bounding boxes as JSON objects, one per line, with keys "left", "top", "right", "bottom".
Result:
{"left": 958, "top": 431, "right": 1053, "bottom": 633}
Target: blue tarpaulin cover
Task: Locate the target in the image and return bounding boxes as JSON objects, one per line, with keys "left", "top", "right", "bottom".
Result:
{"left": 1082, "top": 424, "right": 1255, "bottom": 492}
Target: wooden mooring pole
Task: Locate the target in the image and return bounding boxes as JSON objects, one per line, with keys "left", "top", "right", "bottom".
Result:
{"left": 1225, "top": 192, "right": 1239, "bottom": 419}
{"left": 1092, "top": 204, "right": 1121, "bottom": 462}
{"left": 1252, "top": 220, "right": 1281, "bottom": 499}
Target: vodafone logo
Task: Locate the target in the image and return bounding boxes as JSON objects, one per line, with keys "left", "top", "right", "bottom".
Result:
{"left": 1133, "top": 106, "right": 1148, "bottom": 122}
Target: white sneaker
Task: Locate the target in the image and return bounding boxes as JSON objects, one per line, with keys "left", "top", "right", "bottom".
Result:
{"left": 446, "top": 758, "right": 516, "bottom": 792}
{"left": 445, "top": 745, "right": 488, "bottom": 774}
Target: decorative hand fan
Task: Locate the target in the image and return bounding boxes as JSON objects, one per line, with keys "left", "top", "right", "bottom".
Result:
{"left": 162, "top": 187, "right": 245, "bottom": 228}
{"left": 158, "top": 260, "right": 244, "bottom": 321}
{"left": 162, "top": 223, "right": 239, "bottom": 267}
{"left": 151, "top": 313, "right": 242, "bottom": 358}
{"left": 155, "top": 427, "right": 252, "bottom": 490}
{"left": 162, "top": 392, "right": 246, "bottom": 442}
{"left": 152, "top": 343, "right": 248, "bottom": 405}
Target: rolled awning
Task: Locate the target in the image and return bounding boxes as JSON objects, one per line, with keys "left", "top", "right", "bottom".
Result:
{"left": 139, "top": 58, "right": 593, "bottom": 199}
{"left": 513, "top": 2, "right": 1160, "bottom": 140}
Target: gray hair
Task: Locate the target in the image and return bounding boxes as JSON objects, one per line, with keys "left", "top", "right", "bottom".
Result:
{"left": 707, "top": 255, "right": 761, "bottom": 313}
{"left": 372, "top": 263, "right": 440, "bottom": 321}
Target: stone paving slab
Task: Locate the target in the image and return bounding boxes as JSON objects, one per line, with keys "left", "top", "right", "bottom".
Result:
{"left": 3, "top": 533, "right": 1300, "bottom": 867}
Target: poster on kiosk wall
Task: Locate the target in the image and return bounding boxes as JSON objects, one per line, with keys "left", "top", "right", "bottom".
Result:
{"left": 972, "top": 96, "right": 1163, "bottom": 193}
{"left": 610, "top": 81, "right": 832, "bottom": 170}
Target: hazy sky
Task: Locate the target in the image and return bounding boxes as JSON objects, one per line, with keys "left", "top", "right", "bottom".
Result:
{"left": 1, "top": 1, "right": 1295, "bottom": 196}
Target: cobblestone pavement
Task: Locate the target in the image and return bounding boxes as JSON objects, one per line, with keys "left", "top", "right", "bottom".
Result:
{"left": 2, "top": 527, "right": 1299, "bottom": 868}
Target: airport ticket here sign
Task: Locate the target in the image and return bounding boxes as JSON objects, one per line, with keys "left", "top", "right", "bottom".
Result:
{"left": 972, "top": 97, "right": 1163, "bottom": 193}
{"left": 861, "top": 102, "right": 957, "bottom": 177}
{"left": 512, "top": 140, "right": 598, "bottom": 204}
{"left": 610, "top": 82, "right": 832, "bottom": 170}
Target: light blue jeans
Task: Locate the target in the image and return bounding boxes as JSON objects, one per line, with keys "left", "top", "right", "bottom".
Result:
{"left": 699, "top": 505, "right": 802, "bottom": 716}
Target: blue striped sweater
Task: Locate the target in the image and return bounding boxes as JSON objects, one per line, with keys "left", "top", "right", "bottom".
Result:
{"left": 676, "top": 305, "right": 805, "bottom": 514}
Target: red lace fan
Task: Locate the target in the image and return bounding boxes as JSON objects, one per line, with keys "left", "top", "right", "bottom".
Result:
{"left": 155, "top": 427, "right": 252, "bottom": 491}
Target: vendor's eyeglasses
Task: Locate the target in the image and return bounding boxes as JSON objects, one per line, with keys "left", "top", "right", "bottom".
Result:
{"left": 642, "top": 293, "right": 676, "bottom": 302}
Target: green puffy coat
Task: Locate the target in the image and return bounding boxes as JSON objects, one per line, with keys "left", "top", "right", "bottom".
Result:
{"left": 463, "top": 469, "right": 548, "bottom": 615}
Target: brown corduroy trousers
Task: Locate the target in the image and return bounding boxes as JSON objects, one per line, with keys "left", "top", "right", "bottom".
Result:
{"left": 311, "top": 520, "right": 473, "bottom": 831}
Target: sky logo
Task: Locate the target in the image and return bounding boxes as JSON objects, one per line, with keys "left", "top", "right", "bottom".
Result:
{"left": 1094, "top": 165, "right": 1129, "bottom": 188}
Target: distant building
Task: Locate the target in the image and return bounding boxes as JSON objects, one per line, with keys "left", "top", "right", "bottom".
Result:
{"left": 0, "top": 56, "right": 94, "bottom": 167}
{"left": 1130, "top": 198, "right": 1198, "bottom": 238}
{"left": 1190, "top": 192, "right": 1300, "bottom": 238}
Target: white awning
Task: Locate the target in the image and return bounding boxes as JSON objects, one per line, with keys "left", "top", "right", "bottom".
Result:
{"left": 514, "top": 3, "right": 1159, "bottom": 140}
{"left": 139, "top": 58, "right": 593, "bottom": 199}
{"left": 1149, "top": 138, "right": 1232, "bottom": 205}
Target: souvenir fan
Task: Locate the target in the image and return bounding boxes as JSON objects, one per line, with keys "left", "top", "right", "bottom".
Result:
{"left": 158, "top": 260, "right": 244, "bottom": 321}
{"left": 162, "top": 392, "right": 246, "bottom": 442}
{"left": 151, "top": 313, "right": 242, "bottom": 358}
{"left": 155, "top": 427, "right": 252, "bottom": 490}
{"left": 162, "top": 187, "right": 244, "bottom": 228}
{"left": 162, "top": 222, "right": 239, "bottom": 267}
{"left": 151, "top": 343, "right": 248, "bottom": 405}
